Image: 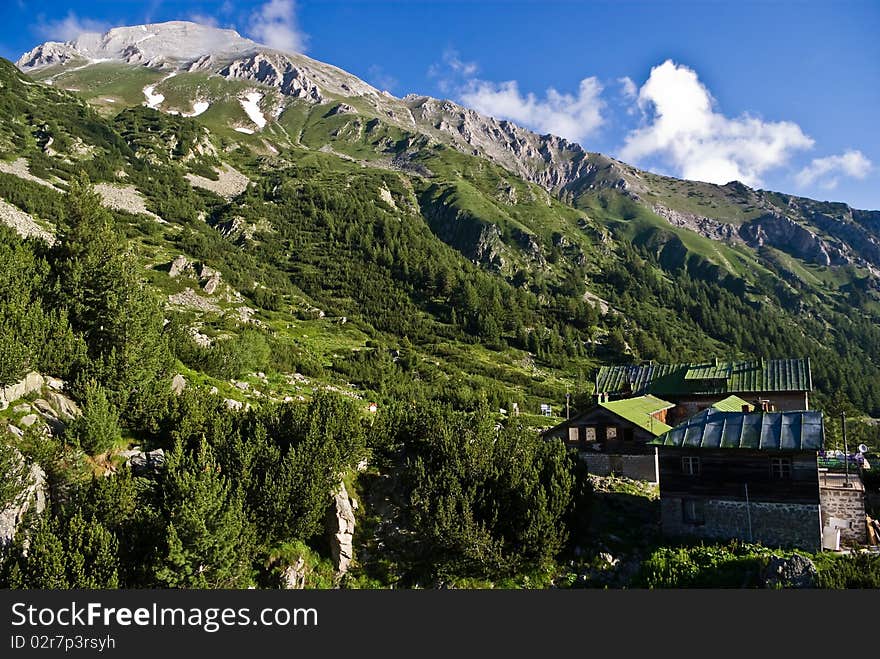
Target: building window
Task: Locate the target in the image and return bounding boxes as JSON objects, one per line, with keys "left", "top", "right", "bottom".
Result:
{"left": 770, "top": 457, "right": 792, "bottom": 479}
{"left": 681, "top": 456, "right": 701, "bottom": 476}
{"left": 682, "top": 499, "right": 705, "bottom": 525}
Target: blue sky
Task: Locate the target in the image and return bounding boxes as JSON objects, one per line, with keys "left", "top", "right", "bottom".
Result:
{"left": 1, "top": 0, "right": 878, "bottom": 209}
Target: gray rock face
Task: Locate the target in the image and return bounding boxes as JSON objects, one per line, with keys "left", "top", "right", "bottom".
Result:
{"left": 219, "top": 53, "right": 322, "bottom": 102}
{"left": 280, "top": 557, "right": 307, "bottom": 589}
{"left": 170, "top": 374, "right": 187, "bottom": 395}
{"left": 762, "top": 554, "right": 818, "bottom": 589}
{"left": 0, "top": 372, "right": 45, "bottom": 411}
{"left": 740, "top": 213, "right": 844, "bottom": 267}
{"left": 0, "top": 451, "right": 47, "bottom": 547}
{"left": 325, "top": 481, "right": 357, "bottom": 574}
{"left": 168, "top": 254, "right": 193, "bottom": 278}
{"left": 46, "top": 391, "right": 81, "bottom": 420}
{"left": 653, "top": 204, "right": 741, "bottom": 243}
{"left": 127, "top": 448, "right": 166, "bottom": 475}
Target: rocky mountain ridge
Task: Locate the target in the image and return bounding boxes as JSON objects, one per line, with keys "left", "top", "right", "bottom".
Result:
{"left": 12, "top": 21, "right": 880, "bottom": 278}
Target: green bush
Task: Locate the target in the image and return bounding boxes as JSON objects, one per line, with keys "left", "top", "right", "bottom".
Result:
{"left": 817, "top": 553, "right": 880, "bottom": 588}
{"left": 637, "top": 542, "right": 772, "bottom": 588}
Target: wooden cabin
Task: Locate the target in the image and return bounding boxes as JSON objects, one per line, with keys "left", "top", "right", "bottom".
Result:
{"left": 595, "top": 358, "right": 811, "bottom": 425}
{"left": 650, "top": 408, "right": 824, "bottom": 552}
{"left": 542, "top": 395, "right": 674, "bottom": 481}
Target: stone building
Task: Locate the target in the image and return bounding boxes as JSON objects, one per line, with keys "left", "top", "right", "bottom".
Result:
{"left": 651, "top": 408, "right": 825, "bottom": 552}
{"left": 818, "top": 472, "right": 867, "bottom": 547}
{"left": 595, "top": 358, "right": 812, "bottom": 425}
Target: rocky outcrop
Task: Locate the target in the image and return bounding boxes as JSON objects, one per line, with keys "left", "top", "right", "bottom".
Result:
{"left": 199, "top": 264, "right": 221, "bottom": 294}
{"left": 0, "top": 450, "right": 47, "bottom": 547}
{"left": 168, "top": 254, "right": 194, "bottom": 278}
{"left": 168, "top": 287, "right": 221, "bottom": 313}
{"left": 0, "top": 372, "right": 45, "bottom": 411}
{"left": 219, "top": 53, "right": 323, "bottom": 102}
{"left": 739, "top": 212, "right": 846, "bottom": 267}
{"left": 280, "top": 557, "right": 308, "bottom": 589}
{"left": 652, "top": 203, "right": 740, "bottom": 243}
{"left": 325, "top": 481, "right": 357, "bottom": 574}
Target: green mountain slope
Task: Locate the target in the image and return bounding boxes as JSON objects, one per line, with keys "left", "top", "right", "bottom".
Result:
{"left": 3, "top": 50, "right": 880, "bottom": 415}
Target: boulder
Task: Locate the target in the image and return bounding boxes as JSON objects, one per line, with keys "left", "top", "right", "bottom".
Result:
{"left": 325, "top": 481, "right": 356, "bottom": 574}
{"left": 45, "top": 377, "right": 65, "bottom": 391}
{"left": 12, "top": 404, "right": 31, "bottom": 414}
{"left": 46, "top": 392, "right": 80, "bottom": 420}
{"left": 199, "top": 265, "right": 221, "bottom": 294}
{"left": 168, "top": 254, "right": 191, "bottom": 278}
{"left": 0, "top": 451, "right": 47, "bottom": 547}
{"left": 1, "top": 372, "right": 45, "bottom": 410}
{"left": 19, "top": 414, "right": 39, "bottom": 427}
{"left": 170, "top": 374, "right": 187, "bottom": 395}
{"left": 280, "top": 557, "right": 307, "bottom": 589}
{"left": 762, "top": 554, "right": 818, "bottom": 589}
{"left": 127, "top": 448, "right": 167, "bottom": 475}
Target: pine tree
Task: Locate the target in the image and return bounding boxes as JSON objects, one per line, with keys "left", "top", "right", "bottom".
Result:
{"left": 51, "top": 173, "right": 171, "bottom": 419}
{"left": 155, "top": 440, "right": 254, "bottom": 588}
{"left": 65, "top": 380, "right": 122, "bottom": 455}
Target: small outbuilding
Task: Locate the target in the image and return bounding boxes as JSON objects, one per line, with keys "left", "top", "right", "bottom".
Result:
{"left": 542, "top": 394, "right": 674, "bottom": 482}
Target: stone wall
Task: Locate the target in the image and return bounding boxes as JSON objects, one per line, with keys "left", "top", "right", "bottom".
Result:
{"left": 820, "top": 485, "right": 866, "bottom": 545}
{"left": 580, "top": 452, "right": 658, "bottom": 483}
{"left": 660, "top": 496, "right": 821, "bottom": 552}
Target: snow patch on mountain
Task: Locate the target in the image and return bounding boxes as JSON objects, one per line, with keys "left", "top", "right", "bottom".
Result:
{"left": 239, "top": 92, "right": 266, "bottom": 129}
{"left": 142, "top": 84, "right": 164, "bottom": 109}
{"left": 187, "top": 100, "right": 210, "bottom": 117}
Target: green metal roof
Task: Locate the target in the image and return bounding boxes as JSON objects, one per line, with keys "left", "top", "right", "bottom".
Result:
{"left": 711, "top": 395, "right": 754, "bottom": 412}
{"left": 599, "top": 395, "right": 674, "bottom": 435}
{"left": 649, "top": 408, "right": 825, "bottom": 451}
{"left": 595, "top": 358, "right": 812, "bottom": 397}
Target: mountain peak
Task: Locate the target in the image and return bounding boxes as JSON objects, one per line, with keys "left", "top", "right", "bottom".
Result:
{"left": 17, "top": 21, "right": 262, "bottom": 71}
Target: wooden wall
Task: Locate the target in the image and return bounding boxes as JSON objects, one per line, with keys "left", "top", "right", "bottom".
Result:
{"left": 657, "top": 448, "right": 820, "bottom": 504}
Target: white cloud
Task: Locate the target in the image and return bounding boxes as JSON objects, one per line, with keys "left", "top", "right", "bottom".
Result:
{"left": 619, "top": 60, "right": 814, "bottom": 186}
{"left": 248, "top": 0, "right": 307, "bottom": 53}
{"left": 618, "top": 76, "right": 637, "bottom": 100}
{"left": 428, "top": 49, "right": 479, "bottom": 93}
{"left": 34, "top": 12, "right": 109, "bottom": 41}
{"left": 459, "top": 77, "right": 605, "bottom": 144}
{"left": 795, "top": 150, "right": 872, "bottom": 190}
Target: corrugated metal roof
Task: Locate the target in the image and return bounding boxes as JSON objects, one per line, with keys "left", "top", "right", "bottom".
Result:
{"left": 711, "top": 395, "right": 755, "bottom": 412}
{"left": 595, "top": 358, "right": 812, "bottom": 396}
{"left": 649, "top": 408, "right": 825, "bottom": 451}
{"left": 599, "top": 395, "right": 674, "bottom": 435}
